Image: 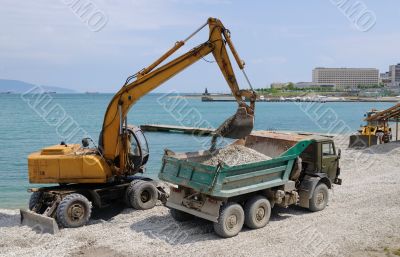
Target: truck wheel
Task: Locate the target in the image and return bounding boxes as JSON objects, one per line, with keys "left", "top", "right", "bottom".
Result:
{"left": 29, "top": 192, "right": 43, "bottom": 211}
{"left": 170, "top": 208, "right": 193, "bottom": 222}
{"left": 309, "top": 183, "right": 329, "bottom": 212}
{"left": 124, "top": 180, "right": 145, "bottom": 207}
{"left": 56, "top": 193, "right": 92, "bottom": 228}
{"left": 244, "top": 195, "right": 271, "bottom": 229}
{"left": 130, "top": 182, "right": 158, "bottom": 210}
{"left": 213, "top": 202, "right": 244, "bottom": 238}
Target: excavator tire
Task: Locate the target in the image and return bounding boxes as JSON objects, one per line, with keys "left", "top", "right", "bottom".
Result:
{"left": 129, "top": 182, "right": 158, "bottom": 210}
{"left": 56, "top": 193, "right": 92, "bottom": 228}
{"left": 124, "top": 180, "right": 145, "bottom": 207}
{"left": 28, "top": 192, "right": 43, "bottom": 210}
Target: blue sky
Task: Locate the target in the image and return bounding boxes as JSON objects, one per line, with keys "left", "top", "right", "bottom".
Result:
{"left": 1, "top": 0, "right": 400, "bottom": 93}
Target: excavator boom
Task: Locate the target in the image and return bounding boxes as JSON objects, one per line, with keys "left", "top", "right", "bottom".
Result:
{"left": 100, "top": 17, "right": 256, "bottom": 173}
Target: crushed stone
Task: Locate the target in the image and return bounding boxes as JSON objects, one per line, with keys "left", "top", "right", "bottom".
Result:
{"left": 201, "top": 145, "right": 271, "bottom": 166}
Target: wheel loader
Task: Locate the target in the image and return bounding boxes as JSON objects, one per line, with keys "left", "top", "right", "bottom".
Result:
{"left": 21, "top": 17, "right": 257, "bottom": 233}
{"left": 349, "top": 109, "right": 391, "bottom": 148}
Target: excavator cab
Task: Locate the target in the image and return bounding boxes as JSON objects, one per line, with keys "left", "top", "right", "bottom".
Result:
{"left": 126, "top": 126, "right": 149, "bottom": 173}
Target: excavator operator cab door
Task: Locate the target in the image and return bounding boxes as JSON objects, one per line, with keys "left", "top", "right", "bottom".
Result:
{"left": 126, "top": 126, "right": 149, "bottom": 173}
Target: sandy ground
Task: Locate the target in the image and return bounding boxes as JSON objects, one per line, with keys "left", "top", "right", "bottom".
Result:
{"left": 1, "top": 137, "right": 400, "bottom": 257}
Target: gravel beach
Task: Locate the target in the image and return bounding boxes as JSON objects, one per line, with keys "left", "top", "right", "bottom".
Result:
{"left": 1, "top": 136, "right": 400, "bottom": 257}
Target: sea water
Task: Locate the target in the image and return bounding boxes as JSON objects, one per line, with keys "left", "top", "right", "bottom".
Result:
{"left": 0, "top": 93, "right": 394, "bottom": 208}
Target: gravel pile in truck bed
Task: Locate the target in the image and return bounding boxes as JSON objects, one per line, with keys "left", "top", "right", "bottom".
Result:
{"left": 201, "top": 145, "right": 271, "bottom": 166}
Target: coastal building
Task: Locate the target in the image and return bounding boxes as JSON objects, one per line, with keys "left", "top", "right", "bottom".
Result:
{"left": 389, "top": 63, "right": 400, "bottom": 87}
{"left": 312, "top": 67, "right": 379, "bottom": 89}
{"left": 379, "top": 63, "right": 400, "bottom": 88}
{"left": 295, "top": 82, "right": 336, "bottom": 90}
{"left": 380, "top": 71, "right": 392, "bottom": 87}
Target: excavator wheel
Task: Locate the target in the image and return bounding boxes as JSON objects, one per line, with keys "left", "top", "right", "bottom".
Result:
{"left": 127, "top": 181, "right": 158, "bottom": 210}
{"left": 28, "top": 192, "right": 43, "bottom": 211}
{"left": 56, "top": 193, "right": 92, "bottom": 228}
{"left": 124, "top": 180, "right": 145, "bottom": 207}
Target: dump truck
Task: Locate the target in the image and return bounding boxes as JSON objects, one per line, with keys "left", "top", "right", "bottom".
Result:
{"left": 159, "top": 131, "right": 342, "bottom": 238}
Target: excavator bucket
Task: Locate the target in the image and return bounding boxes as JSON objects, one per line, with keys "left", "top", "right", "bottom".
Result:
{"left": 349, "top": 135, "right": 377, "bottom": 148}
{"left": 20, "top": 209, "right": 59, "bottom": 234}
{"left": 215, "top": 106, "right": 254, "bottom": 139}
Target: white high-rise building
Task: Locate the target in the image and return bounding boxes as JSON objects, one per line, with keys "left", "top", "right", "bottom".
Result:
{"left": 312, "top": 67, "right": 379, "bottom": 89}
{"left": 389, "top": 63, "right": 400, "bottom": 87}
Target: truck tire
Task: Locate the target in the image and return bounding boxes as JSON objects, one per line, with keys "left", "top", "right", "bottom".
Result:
{"left": 29, "top": 192, "right": 43, "bottom": 211}
{"left": 124, "top": 180, "right": 145, "bottom": 207}
{"left": 309, "top": 183, "right": 329, "bottom": 212}
{"left": 213, "top": 202, "right": 244, "bottom": 238}
{"left": 170, "top": 208, "right": 194, "bottom": 222}
{"left": 130, "top": 182, "right": 158, "bottom": 210}
{"left": 56, "top": 193, "right": 92, "bottom": 228}
{"left": 244, "top": 195, "right": 271, "bottom": 229}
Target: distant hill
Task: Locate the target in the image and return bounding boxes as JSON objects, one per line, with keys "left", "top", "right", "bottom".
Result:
{"left": 0, "top": 79, "right": 76, "bottom": 93}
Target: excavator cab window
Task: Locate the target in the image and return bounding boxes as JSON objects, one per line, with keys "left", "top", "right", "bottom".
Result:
{"left": 135, "top": 129, "right": 149, "bottom": 166}
{"left": 126, "top": 127, "right": 149, "bottom": 172}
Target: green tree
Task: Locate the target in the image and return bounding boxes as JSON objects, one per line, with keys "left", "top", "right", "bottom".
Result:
{"left": 286, "top": 82, "right": 295, "bottom": 90}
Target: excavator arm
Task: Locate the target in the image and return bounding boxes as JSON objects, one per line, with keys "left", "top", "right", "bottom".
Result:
{"left": 100, "top": 18, "right": 256, "bottom": 173}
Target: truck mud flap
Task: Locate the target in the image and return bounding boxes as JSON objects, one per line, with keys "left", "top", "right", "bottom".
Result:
{"left": 349, "top": 135, "right": 377, "bottom": 148}
{"left": 20, "top": 209, "right": 59, "bottom": 234}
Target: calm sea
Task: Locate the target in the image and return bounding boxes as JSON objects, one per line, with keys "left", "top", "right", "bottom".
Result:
{"left": 0, "top": 93, "right": 395, "bottom": 208}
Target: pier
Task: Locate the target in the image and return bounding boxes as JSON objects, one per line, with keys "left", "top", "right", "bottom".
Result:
{"left": 140, "top": 124, "right": 214, "bottom": 135}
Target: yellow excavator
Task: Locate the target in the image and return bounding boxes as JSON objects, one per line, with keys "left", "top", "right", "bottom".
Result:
{"left": 21, "top": 17, "right": 257, "bottom": 233}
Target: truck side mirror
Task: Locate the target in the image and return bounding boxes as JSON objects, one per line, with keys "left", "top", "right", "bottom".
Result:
{"left": 82, "top": 138, "right": 90, "bottom": 148}
{"left": 338, "top": 148, "right": 341, "bottom": 159}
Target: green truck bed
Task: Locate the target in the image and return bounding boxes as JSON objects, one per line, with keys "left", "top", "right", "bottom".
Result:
{"left": 159, "top": 134, "right": 314, "bottom": 198}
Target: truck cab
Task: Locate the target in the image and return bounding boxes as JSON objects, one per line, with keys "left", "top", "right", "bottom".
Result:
{"left": 299, "top": 138, "right": 342, "bottom": 186}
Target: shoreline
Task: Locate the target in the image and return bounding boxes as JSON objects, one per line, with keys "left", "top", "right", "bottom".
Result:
{"left": 175, "top": 94, "right": 400, "bottom": 103}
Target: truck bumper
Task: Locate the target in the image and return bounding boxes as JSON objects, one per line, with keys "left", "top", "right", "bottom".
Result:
{"left": 166, "top": 201, "right": 218, "bottom": 223}
{"left": 166, "top": 188, "right": 221, "bottom": 223}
